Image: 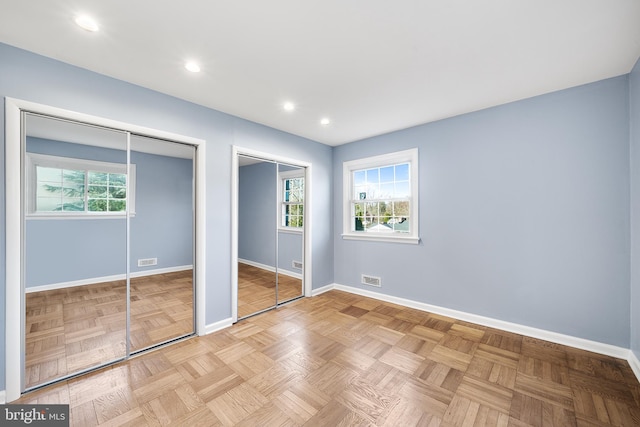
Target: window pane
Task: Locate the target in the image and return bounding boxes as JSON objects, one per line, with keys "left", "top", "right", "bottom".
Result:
{"left": 36, "top": 197, "right": 61, "bottom": 212}
{"left": 395, "top": 181, "right": 410, "bottom": 198}
{"left": 380, "top": 166, "right": 394, "bottom": 183}
{"left": 379, "top": 183, "right": 394, "bottom": 198}
{"left": 365, "top": 202, "right": 378, "bottom": 228}
{"left": 354, "top": 185, "right": 368, "bottom": 200}
{"left": 88, "top": 171, "right": 108, "bottom": 185}
{"left": 37, "top": 167, "right": 62, "bottom": 182}
{"left": 109, "top": 186, "right": 126, "bottom": 199}
{"left": 393, "top": 201, "right": 410, "bottom": 217}
{"left": 108, "top": 173, "right": 127, "bottom": 186}
{"left": 62, "top": 182, "right": 84, "bottom": 196}
{"left": 391, "top": 217, "right": 409, "bottom": 232}
{"left": 354, "top": 170, "right": 366, "bottom": 185}
{"left": 63, "top": 169, "right": 85, "bottom": 186}
{"left": 365, "top": 168, "right": 379, "bottom": 184}
{"left": 395, "top": 163, "right": 409, "bottom": 181}
{"left": 89, "top": 185, "right": 107, "bottom": 197}
{"left": 36, "top": 167, "right": 86, "bottom": 212}
{"left": 88, "top": 199, "right": 108, "bottom": 211}
{"left": 108, "top": 200, "right": 126, "bottom": 212}
{"left": 61, "top": 198, "right": 85, "bottom": 211}
{"left": 38, "top": 182, "right": 61, "bottom": 196}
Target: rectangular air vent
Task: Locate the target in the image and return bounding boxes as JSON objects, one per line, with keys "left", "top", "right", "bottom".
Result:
{"left": 137, "top": 258, "right": 157, "bottom": 267}
{"left": 292, "top": 260, "right": 303, "bottom": 269}
{"left": 361, "top": 274, "right": 381, "bottom": 287}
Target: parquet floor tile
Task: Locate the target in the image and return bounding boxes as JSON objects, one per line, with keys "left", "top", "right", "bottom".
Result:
{"left": 14, "top": 289, "right": 640, "bottom": 426}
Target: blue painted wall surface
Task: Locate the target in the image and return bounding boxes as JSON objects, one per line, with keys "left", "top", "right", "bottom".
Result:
{"left": 25, "top": 138, "right": 193, "bottom": 287}
{"left": 334, "top": 76, "right": 631, "bottom": 347}
{"left": 631, "top": 57, "right": 640, "bottom": 361}
{"left": 0, "top": 42, "right": 334, "bottom": 390}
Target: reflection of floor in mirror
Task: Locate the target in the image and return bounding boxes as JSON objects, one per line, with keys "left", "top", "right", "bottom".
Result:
{"left": 25, "top": 270, "right": 193, "bottom": 390}
{"left": 238, "top": 263, "right": 303, "bottom": 319}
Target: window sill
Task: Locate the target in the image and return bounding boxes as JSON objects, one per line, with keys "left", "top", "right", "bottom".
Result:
{"left": 26, "top": 212, "right": 136, "bottom": 220}
{"left": 278, "top": 227, "right": 303, "bottom": 235}
{"left": 341, "top": 233, "right": 420, "bottom": 244}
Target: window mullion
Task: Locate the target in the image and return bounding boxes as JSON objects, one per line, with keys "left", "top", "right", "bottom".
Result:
{"left": 84, "top": 169, "right": 89, "bottom": 213}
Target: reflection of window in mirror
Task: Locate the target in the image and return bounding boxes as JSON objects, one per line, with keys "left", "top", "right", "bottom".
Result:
{"left": 25, "top": 152, "right": 137, "bottom": 217}
{"left": 278, "top": 168, "right": 304, "bottom": 230}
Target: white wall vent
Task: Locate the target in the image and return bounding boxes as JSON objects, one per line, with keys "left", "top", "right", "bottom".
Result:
{"left": 137, "top": 258, "right": 158, "bottom": 267}
{"left": 361, "top": 274, "right": 381, "bottom": 287}
{"left": 292, "top": 260, "right": 303, "bottom": 269}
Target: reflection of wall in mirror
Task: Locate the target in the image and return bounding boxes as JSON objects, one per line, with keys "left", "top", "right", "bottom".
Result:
{"left": 25, "top": 137, "right": 193, "bottom": 288}
{"left": 239, "top": 161, "right": 276, "bottom": 268}
{"left": 238, "top": 161, "right": 302, "bottom": 274}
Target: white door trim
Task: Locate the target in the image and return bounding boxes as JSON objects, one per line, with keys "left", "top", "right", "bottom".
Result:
{"left": 4, "top": 97, "right": 207, "bottom": 402}
{"left": 231, "top": 146, "right": 312, "bottom": 323}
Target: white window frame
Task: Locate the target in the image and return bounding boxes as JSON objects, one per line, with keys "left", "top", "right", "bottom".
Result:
{"left": 278, "top": 168, "right": 304, "bottom": 233}
{"left": 25, "top": 152, "right": 136, "bottom": 218}
{"left": 342, "top": 148, "right": 419, "bottom": 244}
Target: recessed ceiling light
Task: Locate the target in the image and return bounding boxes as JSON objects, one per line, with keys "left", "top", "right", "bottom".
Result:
{"left": 74, "top": 15, "right": 99, "bottom": 32}
{"left": 283, "top": 102, "right": 295, "bottom": 112}
{"left": 185, "top": 61, "right": 201, "bottom": 73}
{"left": 320, "top": 118, "right": 331, "bottom": 126}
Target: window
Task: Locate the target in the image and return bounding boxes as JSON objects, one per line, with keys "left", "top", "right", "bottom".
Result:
{"left": 26, "top": 153, "right": 136, "bottom": 217}
{"left": 343, "top": 148, "right": 419, "bottom": 243}
{"left": 279, "top": 169, "right": 304, "bottom": 230}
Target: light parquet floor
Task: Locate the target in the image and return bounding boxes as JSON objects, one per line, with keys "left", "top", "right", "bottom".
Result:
{"left": 25, "top": 270, "right": 194, "bottom": 390}
{"left": 16, "top": 290, "right": 640, "bottom": 426}
{"left": 238, "top": 263, "right": 303, "bottom": 319}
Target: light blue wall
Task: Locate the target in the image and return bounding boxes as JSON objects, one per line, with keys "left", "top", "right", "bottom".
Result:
{"left": 25, "top": 138, "right": 193, "bottom": 287}
{"left": 334, "top": 76, "right": 631, "bottom": 348}
{"left": 631, "top": 57, "right": 640, "bottom": 360}
{"left": 0, "top": 42, "right": 334, "bottom": 390}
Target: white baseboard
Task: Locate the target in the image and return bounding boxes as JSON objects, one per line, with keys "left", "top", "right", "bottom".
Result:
{"left": 320, "top": 283, "right": 631, "bottom": 363}
{"left": 25, "top": 265, "right": 193, "bottom": 293}
{"left": 312, "top": 283, "right": 337, "bottom": 296}
{"left": 238, "top": 258, "right": 302, "bottom": 280}
{"left": 203, "top": 317, "right": 233, "bottom": 335}
{"left": 629, "top": 350, "right": 640, "bottom": 382}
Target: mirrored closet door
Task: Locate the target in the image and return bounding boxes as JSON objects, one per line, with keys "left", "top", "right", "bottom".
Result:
{"left": 237, "top": 154, "right": 304, "bottom": 320}
{"left": 22, "top": 114, "right": 195, "bottom": 392}
{"left": 129, "top": 135, "right": 195, "bottom": 353}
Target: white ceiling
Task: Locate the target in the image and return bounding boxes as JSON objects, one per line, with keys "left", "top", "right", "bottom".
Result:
{"left": 2, "top": 1, "right": 639, "bottom": 146}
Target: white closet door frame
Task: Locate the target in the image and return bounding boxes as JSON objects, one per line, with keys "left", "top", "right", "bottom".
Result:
{"left": 4, "top": 97, "right": 207, "bottom": 402}
{"left": 231, "top": 145, "right": 313, "bottom": 323}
